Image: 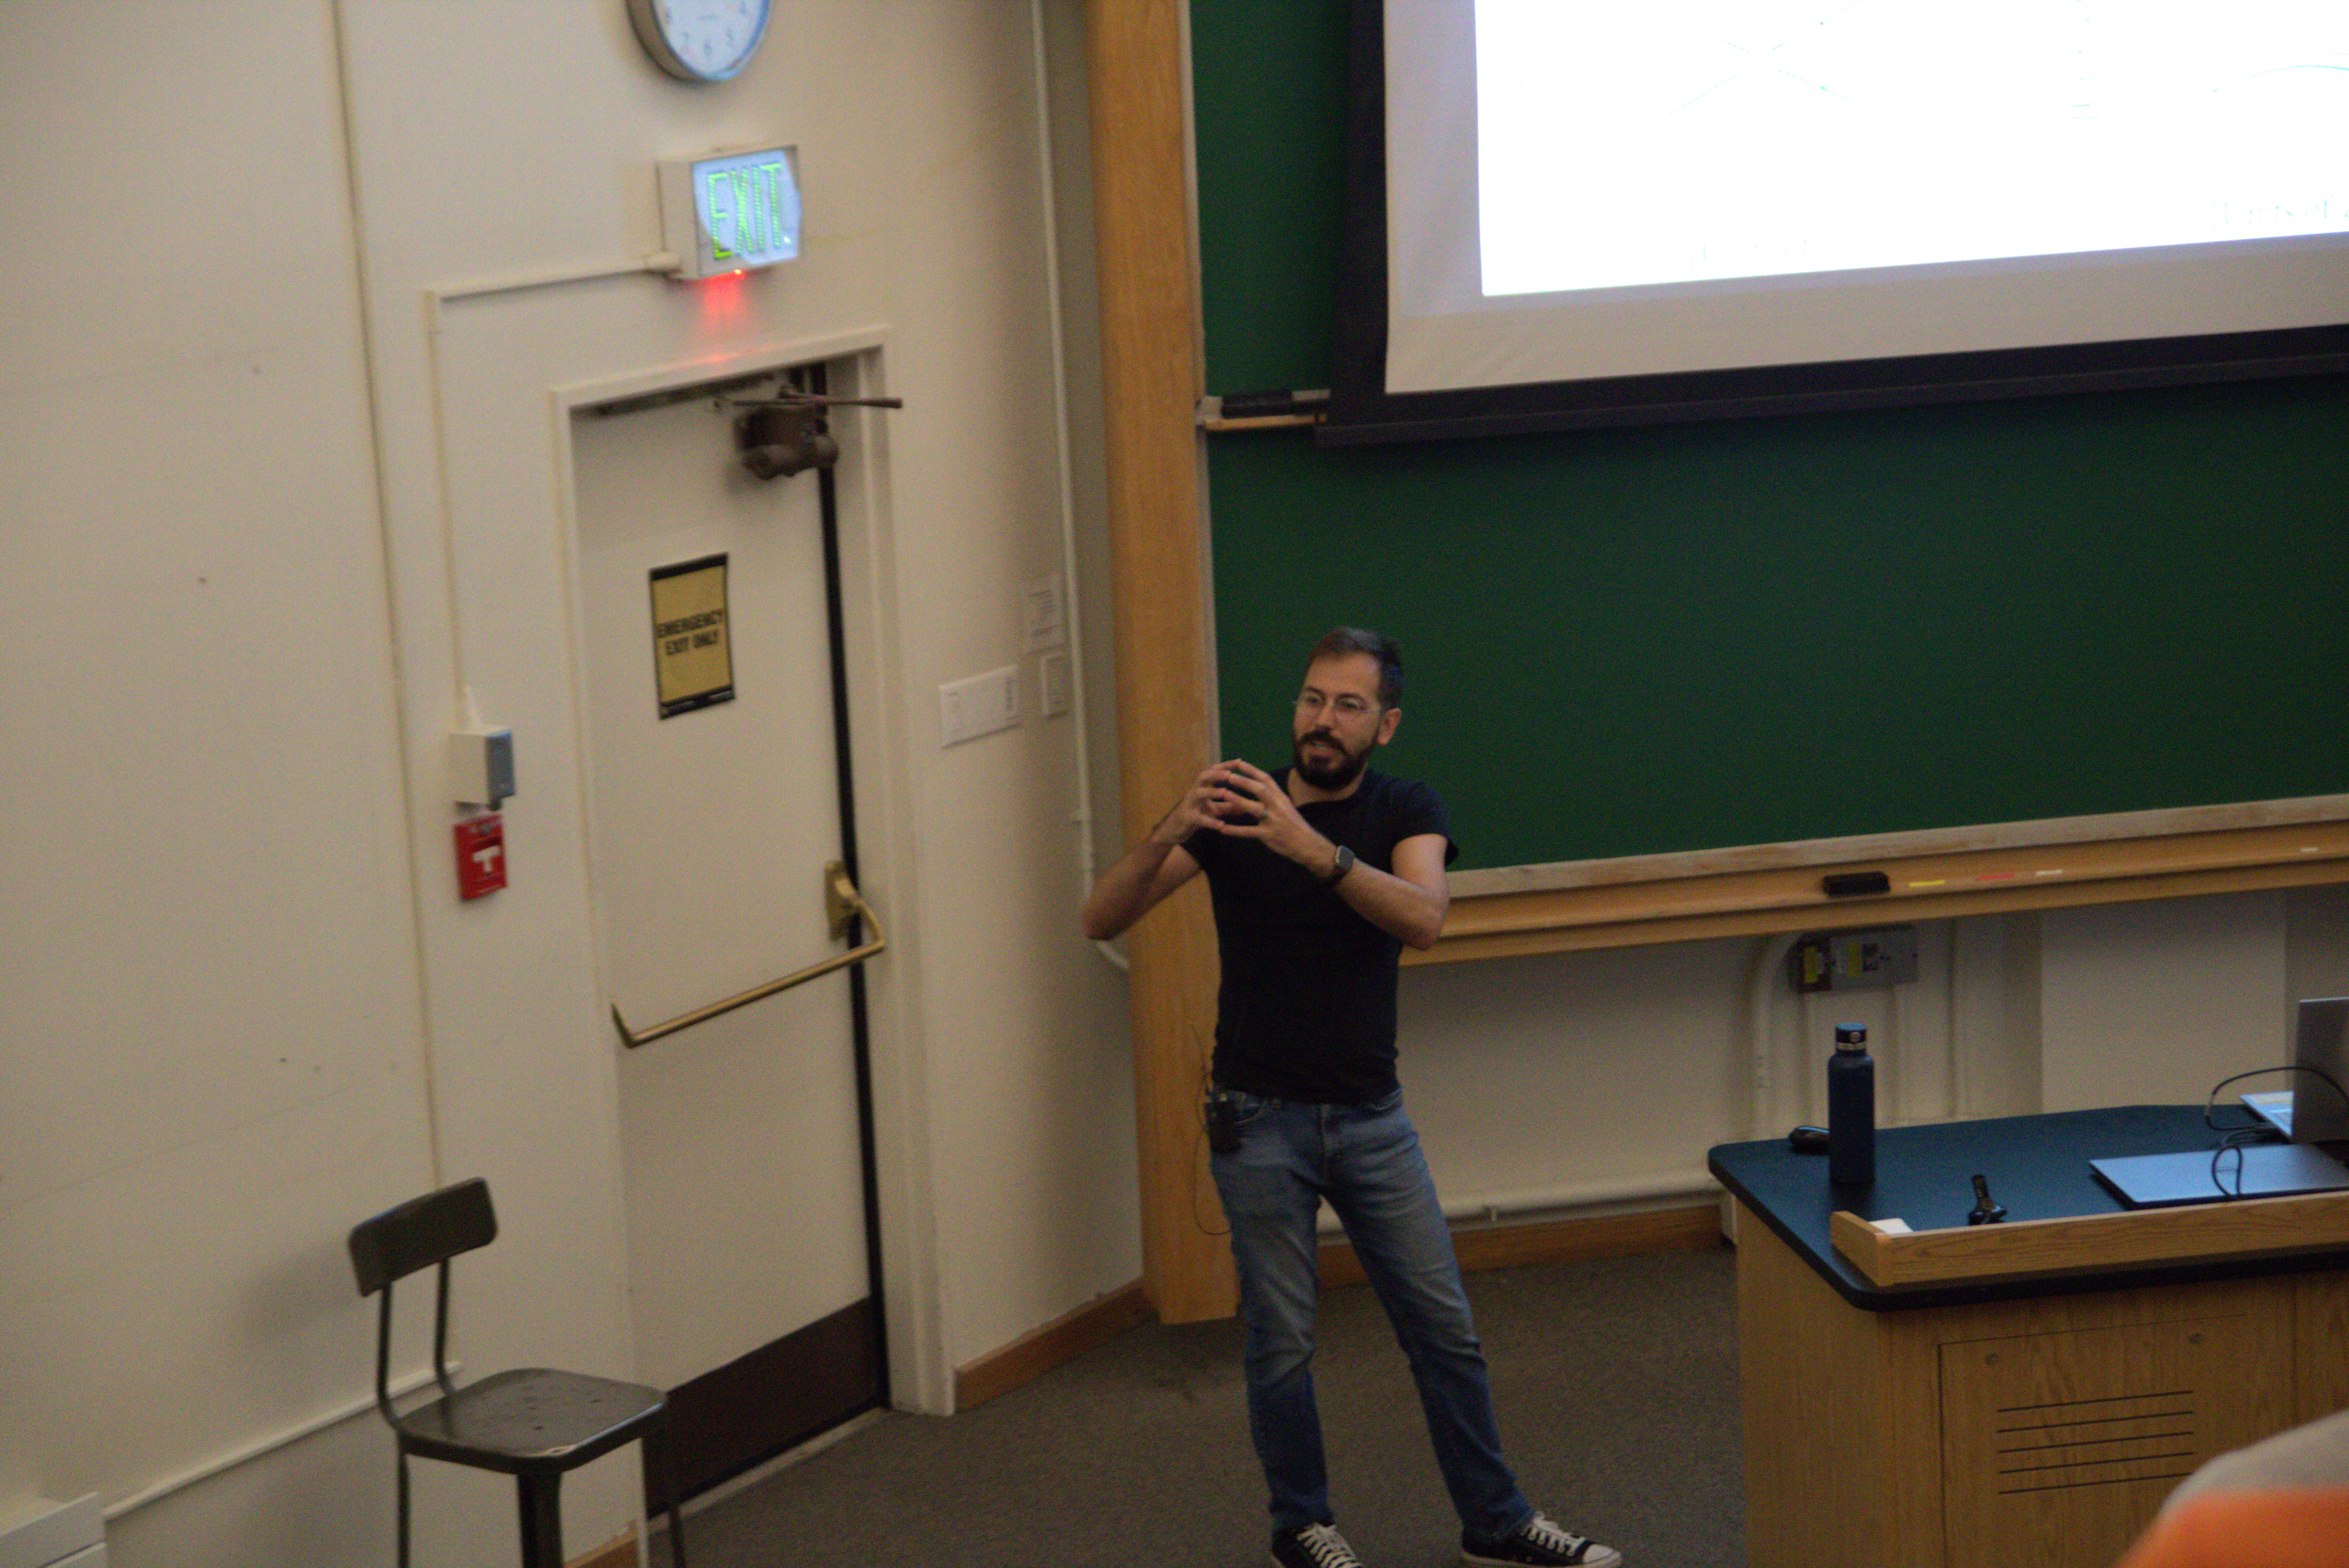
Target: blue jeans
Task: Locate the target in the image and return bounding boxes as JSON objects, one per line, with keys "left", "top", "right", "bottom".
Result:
{"left": 1208, "top": 1087, "right": 1534, "bottom": 1541}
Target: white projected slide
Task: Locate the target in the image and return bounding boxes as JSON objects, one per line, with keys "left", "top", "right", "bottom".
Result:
{"left": 1477, "top": 0, "right": 2349, "bottom": 299}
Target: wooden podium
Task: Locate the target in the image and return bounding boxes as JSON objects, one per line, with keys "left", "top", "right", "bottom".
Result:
{"left": 1709, "top": 1109, "right": 2349, "bottom": 1568}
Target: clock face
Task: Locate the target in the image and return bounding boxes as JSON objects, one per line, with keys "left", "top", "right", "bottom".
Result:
{"left": 628, "top": 0, "right": 772, "bottom": 83}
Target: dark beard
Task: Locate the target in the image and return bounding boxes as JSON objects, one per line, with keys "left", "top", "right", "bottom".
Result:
{"left": 1292, "top": 733, "right": 1370, "bottom": 792}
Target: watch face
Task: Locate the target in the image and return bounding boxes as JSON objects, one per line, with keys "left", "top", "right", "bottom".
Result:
{"left": 631, "top": 0, "right": 772, "bottom": 83}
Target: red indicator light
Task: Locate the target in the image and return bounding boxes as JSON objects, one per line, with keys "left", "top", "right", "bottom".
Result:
{"left": 696, "top": 268, "right": 751, "bottom": 325}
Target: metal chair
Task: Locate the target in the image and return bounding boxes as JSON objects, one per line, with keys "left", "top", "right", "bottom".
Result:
{"left": 348, "top": 1177, "right": 688, "bottom": 1568}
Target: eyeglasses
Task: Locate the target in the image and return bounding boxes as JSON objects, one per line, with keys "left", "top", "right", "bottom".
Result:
{"left": 1294, "top": 692, "right": 1375, "bottom": 721}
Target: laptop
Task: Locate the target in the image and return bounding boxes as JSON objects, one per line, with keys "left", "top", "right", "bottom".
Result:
{"left": 2093, "top": 997, "right": 2349, "bottom": 1207}
{"left": 2238, "top": 997, "right": 2349, "bottom": 1143}
{"left": 2091, "top": 1141, "right": 2349, "bottom": 1209}
{"left": 2241, "top": 1090, "right": 2294, "bottom": 1137}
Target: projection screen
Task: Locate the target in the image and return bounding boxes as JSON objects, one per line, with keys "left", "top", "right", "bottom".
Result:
{"left": 1324, "top": 0, "right": 2349, "bottom": 440}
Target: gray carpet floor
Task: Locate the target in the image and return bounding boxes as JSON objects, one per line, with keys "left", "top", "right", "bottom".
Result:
{"left": 669, "top": 1243, "right": 1744, "bottom": 1568}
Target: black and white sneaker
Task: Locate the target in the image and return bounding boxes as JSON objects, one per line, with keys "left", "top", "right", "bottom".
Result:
{"left": 1460, "top": 1512, "right": 1621, "bottom": 1567}
{"left": 1271, "top": 1521, "right": 1368, "bottom": 1568}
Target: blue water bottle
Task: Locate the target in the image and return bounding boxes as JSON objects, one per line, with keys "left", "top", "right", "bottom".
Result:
{"left": 1828, "top": 1023, "right": 1875, "bottom": 1187}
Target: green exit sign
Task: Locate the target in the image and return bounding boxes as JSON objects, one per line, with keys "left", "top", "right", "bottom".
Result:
{"left": 659, "top": 146, "right": 801, "bottom": 278}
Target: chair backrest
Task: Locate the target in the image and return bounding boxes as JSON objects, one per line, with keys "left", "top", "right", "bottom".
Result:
{"left": 349, "top": 1177, "right": 499, "bottom": 1296}
{"left": 350, "top": 1178, "right": 500, "bottom": 1418}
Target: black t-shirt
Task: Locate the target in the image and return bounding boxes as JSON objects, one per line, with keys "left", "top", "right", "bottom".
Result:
{"left": 1184, "top": 768, "right": 1456, "bottom": 1104}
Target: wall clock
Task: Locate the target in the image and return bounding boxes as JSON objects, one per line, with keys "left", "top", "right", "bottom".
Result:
{"left": 627, "top": 0, "right": 772, "bottom": 83}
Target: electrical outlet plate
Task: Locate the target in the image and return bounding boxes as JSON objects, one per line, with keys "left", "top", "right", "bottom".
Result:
{"left": 1037, "top": 650, "right": 1070, "bottom": 717}
{"left": 1790, "top": 926, "right": 1919, "bottom": 993}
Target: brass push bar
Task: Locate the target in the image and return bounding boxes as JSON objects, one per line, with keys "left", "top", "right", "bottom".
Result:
{"left": 611, "top": 861, "right": 884, "bottom": 1049}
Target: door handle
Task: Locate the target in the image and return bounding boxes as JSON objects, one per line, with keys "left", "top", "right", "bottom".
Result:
{"left": 611, "top": 861, "right": 886, "bottom": 1048}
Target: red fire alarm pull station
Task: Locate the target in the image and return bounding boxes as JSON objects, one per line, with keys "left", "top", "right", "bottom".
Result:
{"left": 455, "top": 813, "right": 507, "bottom": 900}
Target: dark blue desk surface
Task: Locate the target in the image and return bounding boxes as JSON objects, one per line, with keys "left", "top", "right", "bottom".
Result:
{"left": 1707, "top": 1105, "right": 2349, "bottom": 1311}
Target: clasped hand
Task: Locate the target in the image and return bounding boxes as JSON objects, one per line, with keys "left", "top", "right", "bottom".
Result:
{"left": 1167, "top": 759, "right": 1330, "bottom": 869}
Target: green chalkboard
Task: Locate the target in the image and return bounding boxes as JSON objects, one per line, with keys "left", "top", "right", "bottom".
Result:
{"left": 1192, "top": 2, "right": 2349, "bottom": 875}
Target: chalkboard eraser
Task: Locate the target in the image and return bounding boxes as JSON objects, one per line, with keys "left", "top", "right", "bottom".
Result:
{"left": 1822, "top": 871, "right": 1892, "bottom": 897}
{"left": 1214, "top": 388, "right": 1330, "bottom": 419}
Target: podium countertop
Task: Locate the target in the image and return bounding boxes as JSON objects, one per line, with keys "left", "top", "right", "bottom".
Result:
{"left": 1708, "top": 1105, "right": 2349, "bottom": 1310}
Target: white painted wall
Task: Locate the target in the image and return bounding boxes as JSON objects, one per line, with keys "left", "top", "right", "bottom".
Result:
{"left": 2042, "top": 894, "right": 2288, "bottom": 1111}
{"left": 7, "top": 6, "right": 2347, "bottom": 1568}
{"left": 5, "top": 2, "right": 1138, "bottom": 1564}
{"left": 0, "top": 0, "right": 438, "bottom": 1539}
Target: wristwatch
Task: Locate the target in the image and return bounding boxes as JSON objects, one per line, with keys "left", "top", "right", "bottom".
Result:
{"left": 1323, "top": 843, "right": 1356, "bottom": 887}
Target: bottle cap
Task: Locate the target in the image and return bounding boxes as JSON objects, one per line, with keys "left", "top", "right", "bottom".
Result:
{"left": 1834, "top": 1023, "right": 1867, "bottom": 1049}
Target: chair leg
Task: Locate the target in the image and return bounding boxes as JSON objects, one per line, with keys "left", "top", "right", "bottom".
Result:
{"left": 516, "top": 1472, "right": 563, "bottom": 1568}
{"left": 395, "top": 1450, "right": 411, "bottom": 1568}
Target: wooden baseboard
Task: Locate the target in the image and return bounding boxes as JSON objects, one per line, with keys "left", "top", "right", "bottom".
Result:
{"left": 954, "top": 1279, "right": 1155, "bottom": 1411}
{"left": 569, "top": 1532, "right": 638, "bottom": 1568}
{"left": 1319, "top": 1201, "right": 1724, "bottom": 1290}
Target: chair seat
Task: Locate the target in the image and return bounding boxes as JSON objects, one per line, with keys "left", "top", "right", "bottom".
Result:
{"left": 394, "top": 1368, "right": 667, "bottom": 1474}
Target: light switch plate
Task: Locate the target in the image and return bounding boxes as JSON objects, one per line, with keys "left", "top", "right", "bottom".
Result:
{"left": 940, "top": 665, "right": 1020, "bottom": 746}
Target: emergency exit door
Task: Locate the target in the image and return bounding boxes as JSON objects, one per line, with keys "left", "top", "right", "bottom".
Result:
{"left": 570, "top": 371, "right": 882, "bottom": 1506}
